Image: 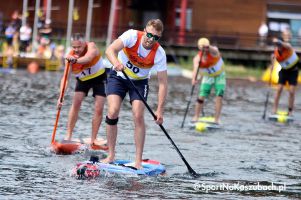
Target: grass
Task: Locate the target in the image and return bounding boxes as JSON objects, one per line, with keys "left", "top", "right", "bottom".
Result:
{"left": 224, "top": 64, "right": 264, "bottom": 80}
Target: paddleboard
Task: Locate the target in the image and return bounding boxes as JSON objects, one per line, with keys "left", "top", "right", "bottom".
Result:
{"left": 72, "top": 156, "right": 166, "bottom": 178}
{"left": 268, "top": 111, "right": 294, "bottom": 123}
{"left": 51, "top": 137, "right": 108, "bottom": 154}
{"left": 188, "top": 116, "right": 221, "bottom": 132}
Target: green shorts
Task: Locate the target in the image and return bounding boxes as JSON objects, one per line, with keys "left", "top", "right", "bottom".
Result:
{"left": 199, "top": 72, "right": 226, "bottom": 97}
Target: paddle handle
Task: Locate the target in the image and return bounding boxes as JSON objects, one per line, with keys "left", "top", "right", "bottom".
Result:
{"left": 121, "top": 70, "right": 198, "bottom": 177}
{"left": 51, "top": 62, "right": 71, "bottom": 144}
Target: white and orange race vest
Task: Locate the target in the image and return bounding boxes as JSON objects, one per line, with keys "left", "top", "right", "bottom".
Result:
{"left": 119, "top": 31, "right": 160, "bottom": 80}
{"left": 274, "top": 47, "right": 299, "bottom": 70}
{"left": 69, "top": 45, "right": 105, "bottom": 81}
{"left": 198, "top": 51, "right": 224, "bottom": 77}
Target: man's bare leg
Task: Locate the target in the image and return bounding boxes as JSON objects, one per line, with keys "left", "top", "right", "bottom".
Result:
{"left": 272, "top": 84, "right": 283, "bottom": 114}
{"left": 288, "top": 85, "right": 296, "bottom": 116}
{"left": 91, "top": 95, "right": 106, "bottom": 144}
{"left": 102, "top": 95, "right": 122, "bottom": 163}
{"left": 132, "top": 100, "right": 146, "bottom": 169}
{"left": 65, "top": 92, "right": 85, "bottom": 140}
{"left": 192, "top": 97, "right": 204, "bottom": 122}
{"left": 214, "top": 96, "right": 223, "bottom": 124}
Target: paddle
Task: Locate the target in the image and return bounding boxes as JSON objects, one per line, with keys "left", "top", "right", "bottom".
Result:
{"left": 51, "top": 62, "right": 71, "bottom": 144}
{"left": 121, "top": 70, "right": 199, "bottom": 177}
{"left": 181, "top": 48, "right": 204, "bottom": 128}
{"left": 262, "top": 61, "right": 274, "bottom": 119}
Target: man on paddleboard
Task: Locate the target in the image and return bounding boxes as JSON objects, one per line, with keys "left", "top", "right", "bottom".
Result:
{"left": 103, "top": 19, "right": 168, "bottom": 169}
{"left": 57, "top": 33, "right": 107, "bottom": 146}
{"left": 272, "top": 37, "right": 299, "bottom": 116}
{"left": 191, "top": 38, "right": 226, "bottom": 124}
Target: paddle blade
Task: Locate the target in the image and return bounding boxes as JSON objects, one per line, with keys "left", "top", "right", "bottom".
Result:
{"left": 190, "top": 170, "right": 201, "bottom": 178}
{"left": 90, "top": 144, "right": 109, "bottom": 151}
{"left": 51, "top": 140, "right": 109, "bottom": 154}
{"left": 51, "top": 140, "right": 82, "bottom": 154}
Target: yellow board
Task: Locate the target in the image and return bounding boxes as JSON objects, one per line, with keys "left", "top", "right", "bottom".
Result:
{"left": 276, "top": 110, "right": 288, "bottom": 116}
{"left": 198, "top": 116, "right": 215, "bottom": 123}
{"left": 45, "top": 59, "right": 61, "bottom": 71}
{"left": 2, "top": 56, "right": 17, "bottom": 68}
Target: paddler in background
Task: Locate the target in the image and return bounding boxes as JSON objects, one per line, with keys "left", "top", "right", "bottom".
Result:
{"left": 103, "top": 19, "right": 168, "bottom": 169}
{"left": 191, "top": 38, "right": 226, "bottom": 124}
{"left": 57, "top": 33, "right": 107, "bottom": 146}
{"left": 272, "top": 37, "right": 299, "bottom": 116}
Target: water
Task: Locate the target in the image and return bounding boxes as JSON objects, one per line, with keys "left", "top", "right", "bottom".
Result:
{"left": 0, "top": 69, "right": 300, "bottom": 199}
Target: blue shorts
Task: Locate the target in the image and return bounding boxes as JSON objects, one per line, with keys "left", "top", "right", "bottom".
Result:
{"left": 106, "top": 71, "right": 149, "bottom": 102}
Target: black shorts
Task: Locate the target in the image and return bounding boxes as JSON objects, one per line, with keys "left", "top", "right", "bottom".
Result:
{"left": 278, "top": 64, "right": 299, "bottom": 86}
{"left": 6, "top": 37, "right": 13, "bottom": 46}
{"left": 106, "top": 71, "right": 149, "bottom": 102}
{"left": 20, "top": 40, "right": 30, "bottom": 51}
{"left": 75, "top": 73, "right": 107, "bottom": 97}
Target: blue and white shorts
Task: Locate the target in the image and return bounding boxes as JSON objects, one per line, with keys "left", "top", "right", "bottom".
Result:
{"left": 106, "top": 71, "right": 149, "bottom": 102}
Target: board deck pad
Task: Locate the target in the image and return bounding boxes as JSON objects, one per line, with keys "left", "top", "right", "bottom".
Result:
{"left": 72, "top": 156, "right": 166, "bottom": 178}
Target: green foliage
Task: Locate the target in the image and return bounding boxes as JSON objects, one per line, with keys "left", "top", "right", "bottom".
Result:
{"left": 225, "top": 64, "right": 263, "bottom": 79}
{"left": 179, "top": 55, "right": 194, "bottom": 70}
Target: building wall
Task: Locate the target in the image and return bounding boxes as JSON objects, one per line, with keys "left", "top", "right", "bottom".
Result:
{"left": 0, "top": 1, "right": 23, "bottom": 23}
{"left": 188, "top": 0, "right": 301, "bottom": 47}
{"left": 1, "top": 0, "right": 301, "bottom": 48}
{"left": 188, "top": 0, "right": 265, "bottom": 47}
{"left": 50, "top": 0, "right": 110, "bottom": 39}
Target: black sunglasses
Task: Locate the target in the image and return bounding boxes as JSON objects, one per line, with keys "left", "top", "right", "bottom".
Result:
{"left": 145, "top": 31, "right": 160, "bottom": 41}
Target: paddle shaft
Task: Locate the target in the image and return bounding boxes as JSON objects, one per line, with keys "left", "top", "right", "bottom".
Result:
{"left": 180, "top": 75, "right": 198, "bottom": 128}
{"left": 51, "top": 62, "right": 71, "bottom": 143}
{"left": 121, "top": 71, "right": 198, "bottom": 177}
{"left": 262, "top": 91, "right": 270, "bottom": 120}
{"left": 262, "top": 61, "right": 274, "bottom": 119}
{"left": 181, "top": 48, "right": 204, "bottom": 128}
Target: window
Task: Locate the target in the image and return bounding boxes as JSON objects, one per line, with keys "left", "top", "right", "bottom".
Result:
{"left": 175, "top": 8, "right": 192, "bottom": 30}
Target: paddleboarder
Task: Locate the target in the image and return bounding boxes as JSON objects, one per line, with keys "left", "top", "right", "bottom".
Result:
{"left": 271, "top": 37, "right": 299, "bottom": 116}
{"left": 103, "top": 19, "right": 168, "bottom": 169}
{"left": 191, "top": 38, "right": 226, "bottom": 124}
{"left": 57, "top": 33, "right": 107, "bottom": 146}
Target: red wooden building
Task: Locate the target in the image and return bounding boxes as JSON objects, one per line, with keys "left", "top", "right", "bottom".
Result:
{"left": 1, "top": 0, "right": 301, "bottom": 50}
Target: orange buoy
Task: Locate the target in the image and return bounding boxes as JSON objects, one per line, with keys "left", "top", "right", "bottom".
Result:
{"left": 27, "top": 61, "right": 39, "bottom": 74}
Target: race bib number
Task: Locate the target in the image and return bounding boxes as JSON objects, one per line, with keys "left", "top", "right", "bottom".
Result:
{"left": 81, "top": 68, "right": 92, "bottom": 76}
{"left": 206, "top": 67, "right": 216, "bottom": 74}
{"left": 126, "top": 61, "right": 140, "bottom": 74}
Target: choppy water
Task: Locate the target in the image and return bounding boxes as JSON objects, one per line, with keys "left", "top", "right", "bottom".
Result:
{"left": 0, "top": 69, "right": 300, "bottom": 199}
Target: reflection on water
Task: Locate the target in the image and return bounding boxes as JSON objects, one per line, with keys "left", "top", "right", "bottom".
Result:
{"left": 0, "top": 70, "right": 300, "bottom": 199}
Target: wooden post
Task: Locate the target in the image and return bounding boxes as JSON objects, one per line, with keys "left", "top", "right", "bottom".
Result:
{"left": 178, "top": 0, "right": 187, "bottom": 45}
